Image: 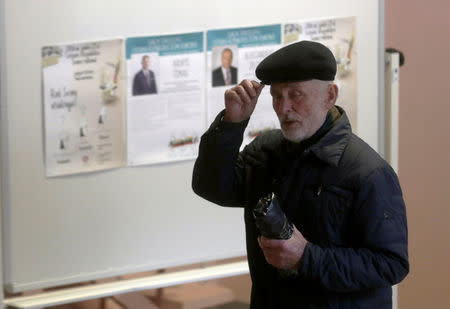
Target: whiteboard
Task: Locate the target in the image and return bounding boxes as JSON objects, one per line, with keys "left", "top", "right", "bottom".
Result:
{"left": 0, "top": 0, "right": 384, "bottom": 293}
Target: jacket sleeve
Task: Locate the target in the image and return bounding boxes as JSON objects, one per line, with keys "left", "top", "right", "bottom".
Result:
{"left": 192, "top": 110, "right": 249, "bottom": 207}
{"left": 298, "top": 166, "right": 409, "bottom": 292}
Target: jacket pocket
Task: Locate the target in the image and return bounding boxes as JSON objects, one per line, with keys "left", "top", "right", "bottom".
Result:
{"left": 317, "top": 185, "right": 353, "bottom": 245}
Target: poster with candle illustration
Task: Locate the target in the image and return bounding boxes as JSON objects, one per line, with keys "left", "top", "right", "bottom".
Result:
{"left": 42, "top": 39, "right": 126, "bottom": 177}
{"left": 283, "top": 16, "right": 358, "bottom": 128}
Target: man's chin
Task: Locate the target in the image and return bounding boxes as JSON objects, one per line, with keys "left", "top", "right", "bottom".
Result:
{"left": 281, "top": 130, "right": 305, "bottom": 143}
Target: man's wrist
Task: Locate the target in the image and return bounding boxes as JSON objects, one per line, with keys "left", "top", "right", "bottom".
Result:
{"left": 222, "top": 113, "right": 235, "bottom": 123}
{"left": 213, "top": 110, "right": 249, "bottom": 133}
{"left": 222, "top": 112, "right": 249, "bottom": 124}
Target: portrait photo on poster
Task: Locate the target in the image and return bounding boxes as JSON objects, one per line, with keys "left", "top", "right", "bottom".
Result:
{"left": 128, "top": 52, "right": 159, "bottom": 97}
{"left": 211, "top": 45, "right": 238, "bottom": 87}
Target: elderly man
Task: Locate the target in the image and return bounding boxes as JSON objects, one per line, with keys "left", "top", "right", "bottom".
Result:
{"left": 192, "top": 41, "right": 408, "bottom": 308}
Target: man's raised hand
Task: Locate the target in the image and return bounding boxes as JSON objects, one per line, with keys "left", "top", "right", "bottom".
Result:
{"left": 223, "top": 79, "right": 265, "bottom": 123}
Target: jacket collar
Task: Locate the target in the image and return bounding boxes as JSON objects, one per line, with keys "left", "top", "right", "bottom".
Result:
{"left": 308, "top": 106, "right": 352, "bottom": 167}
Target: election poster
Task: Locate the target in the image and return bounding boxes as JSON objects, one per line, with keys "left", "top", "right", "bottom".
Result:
{"left": 42, "top": 39, "right": 126, "bottom": 177}
{"left": 126, "top": 32, "right": 205, "bottom": 165}
{"left": 283, "top": 16, "right": 358, "bottom": 128}
{"left": 206, "top": 24, "right": 283, "bottom": 147}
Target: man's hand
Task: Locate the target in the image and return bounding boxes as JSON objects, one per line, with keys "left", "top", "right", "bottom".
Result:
{"left": 223, "top": 79, "right": 265, "bottom": 123}
{"left": 258, "top": 226, "right": 308, "bottom": 270}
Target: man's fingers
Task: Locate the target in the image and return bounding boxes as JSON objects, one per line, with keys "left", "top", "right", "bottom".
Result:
{"left": 240, "top": 79, "right": 257, "bottom": 97}
{"left": 223, "top": 79, "right": 263, "bottom": 122}
{"left": 234, "top": 85, "right": 252, "bottom": 104}
{"left": 258, "top": 229, "right": 306, "bottom": 270}
{"left": 258, "top": 236, "right": 283, "bottom": 249}
{"left": 259, "top": 237, "right": 282, "bottom": 266}
{"left": 251, "top": 80, "right": 265, "bottom": 96}
{"left": 225, "top": 88, "right": 243, "bottom": 105}
{"left": 230, "top": 79, "right": 264, "bottom": 104}
{"left": 256, "top": 83, "right": 265, "bottom": 96}
{"left": 259, "top": 236, "right": 271, "bottom": 249}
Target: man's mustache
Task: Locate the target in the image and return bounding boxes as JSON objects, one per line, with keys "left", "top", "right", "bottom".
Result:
{"left": 278, "top": 115, "right": 301, "bottom": 123}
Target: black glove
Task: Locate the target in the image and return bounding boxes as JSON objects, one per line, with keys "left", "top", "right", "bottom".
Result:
{"left": 253, "top": 193, "right": 294, "bottom": 240}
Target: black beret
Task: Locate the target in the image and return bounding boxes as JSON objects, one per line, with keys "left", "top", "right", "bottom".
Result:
{"left": 255, "top": 41, "right": 336, "bottom": 84}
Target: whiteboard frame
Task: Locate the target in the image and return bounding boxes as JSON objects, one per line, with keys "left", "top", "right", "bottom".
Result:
{"left": 1, "top": 0, "right": 7, "bottom": 304}
{"left": 385, "top": 51, "right": 400, "bottom": 309}
{"left": 3, "top": 261, "right": 249, "bottom": 309}
{"left": 378, "top": 0, "right": 386, "bottom": 158}
{"left": 1, "top": 0, "right": 385, "bottom": 296}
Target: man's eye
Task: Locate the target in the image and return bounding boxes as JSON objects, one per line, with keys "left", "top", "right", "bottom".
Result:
{"left": 289, "top": 92, "right": 303, "bottom": 99}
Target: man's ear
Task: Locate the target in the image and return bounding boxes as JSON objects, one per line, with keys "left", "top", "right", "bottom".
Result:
{"left": 325, "top": 83, "right": 338, "bottom": 108}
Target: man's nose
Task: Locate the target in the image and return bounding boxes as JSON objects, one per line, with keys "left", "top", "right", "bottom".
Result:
{"left": 275, "top": 96, "right": 292, "bottom": 115}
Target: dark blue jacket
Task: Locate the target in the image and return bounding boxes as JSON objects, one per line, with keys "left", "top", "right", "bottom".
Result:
{"left": 192, "top": 107, "right": 409, "bottom": 308}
